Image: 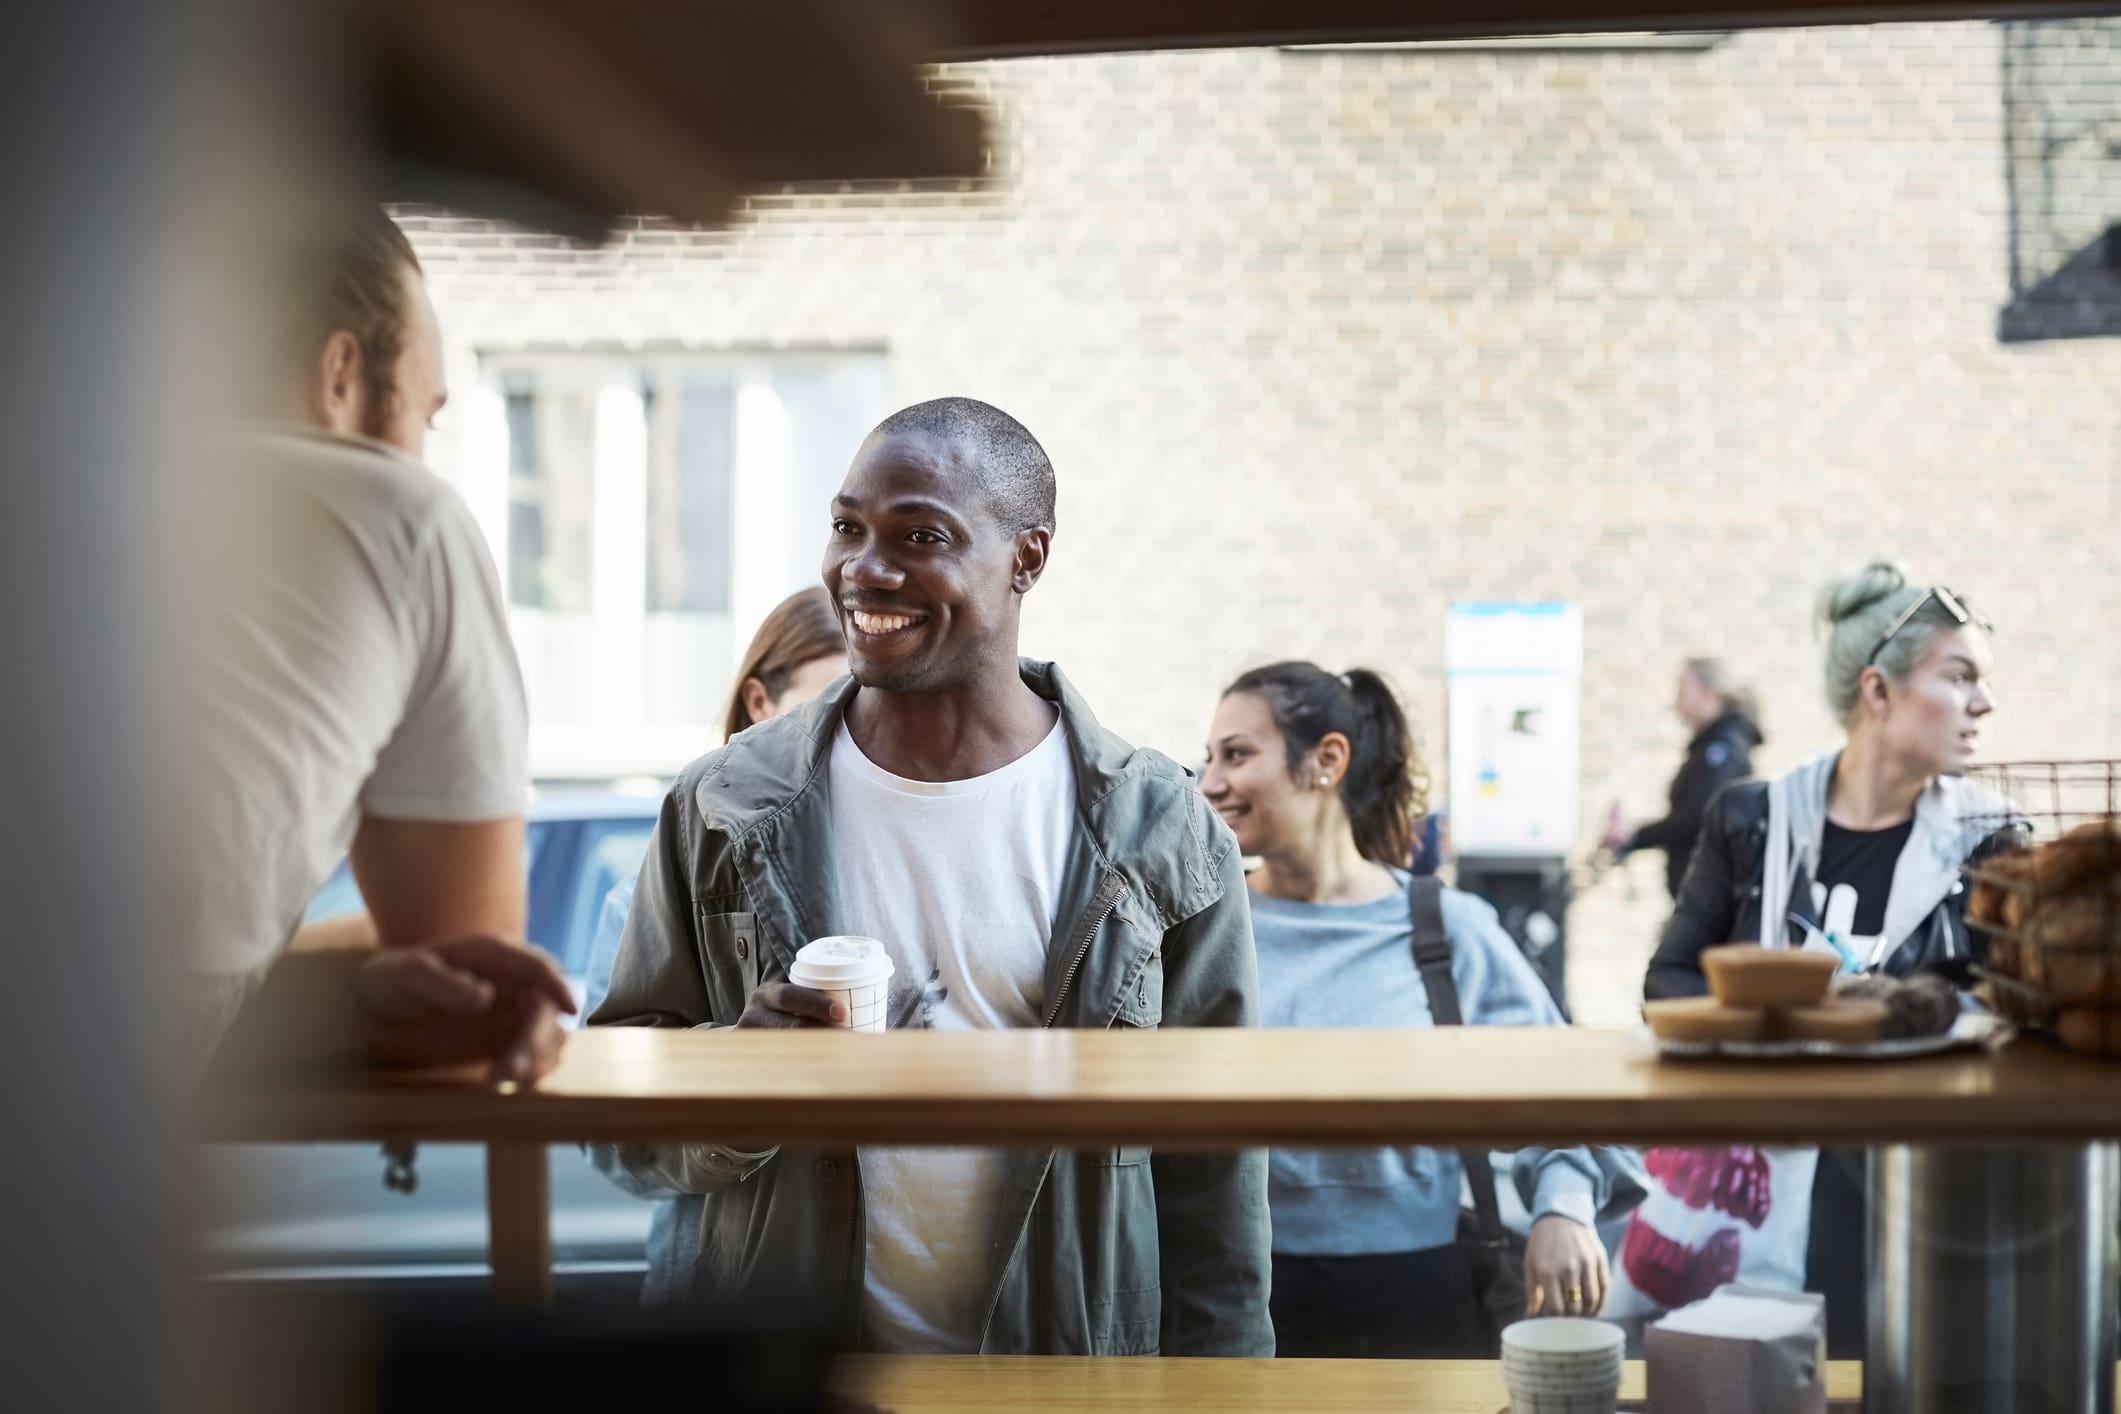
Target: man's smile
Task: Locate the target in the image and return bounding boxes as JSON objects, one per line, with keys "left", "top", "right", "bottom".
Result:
{"left": 847, "top": 608, "right": 930, "bottom": 639}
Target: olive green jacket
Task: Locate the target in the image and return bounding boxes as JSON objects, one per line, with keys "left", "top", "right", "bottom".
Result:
{"left": 589, "top": 660, "right": 1273, "bottom": 1355}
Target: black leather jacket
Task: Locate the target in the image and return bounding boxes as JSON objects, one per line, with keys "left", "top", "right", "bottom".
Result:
{"left": 1642, "top": 779, "right": 2022, "bottom": 1000}
{"left": 1624, "top": 709, "right": 1762, "bottom": 900}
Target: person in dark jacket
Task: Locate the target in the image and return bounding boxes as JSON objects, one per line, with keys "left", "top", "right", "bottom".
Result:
{"left": 1605, "top": 659, "right": 1762, "bottom": 900}
{"left": 1625, "top": 563, "right": 2015, "bottom": 1357}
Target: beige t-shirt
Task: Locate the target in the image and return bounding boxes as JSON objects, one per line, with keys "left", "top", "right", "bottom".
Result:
{"left": 168, "top": 426, "right": 527, "bottom": 1000}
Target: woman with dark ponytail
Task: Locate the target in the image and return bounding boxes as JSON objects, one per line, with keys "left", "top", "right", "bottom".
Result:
{"left": 1203, "top": 662, "right": 1643, "bottom": 1358}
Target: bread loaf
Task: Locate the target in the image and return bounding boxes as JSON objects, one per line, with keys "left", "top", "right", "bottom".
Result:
{"left": 2037, "top": 942, "right": 2121, "bottom": 1007}
{"left": 1984, "top": 932, "right": 2021, "bottom": 982}
{"left": 1968, "top": 840, "right": 2037, "bottom": 928}
{"left": 2025, "top": 890, "right": 2119, "bottom": 952}
{"left": 2027, "top": 821, "right": 2121, "bottom": 897}
{"left": 2054, "top": 1007, "right": 2121, "bottom": 1055}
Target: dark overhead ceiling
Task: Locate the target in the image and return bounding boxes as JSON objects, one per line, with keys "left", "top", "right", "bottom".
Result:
{"left": 933, "top": 0, "right": 2121, "bottom": 56}
{"left": 366, "top": 0, "right": 989, "bottom": 237}
{"left": 364, "top": 0, "right": 2116, "bottom": 234}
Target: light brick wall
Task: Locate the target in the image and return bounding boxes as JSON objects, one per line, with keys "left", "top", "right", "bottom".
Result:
{"left": 401, "top": 23, "right": 2121, "bottom": 1022}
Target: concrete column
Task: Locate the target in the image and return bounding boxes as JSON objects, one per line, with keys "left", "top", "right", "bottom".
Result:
{"left": 459, "top": 382, "right": 512, "bottom": 583}
{"left": 731, "top": 375, "right": 794, "bottom": 662}
{"left": 592, "top": 379, "right": 649, "bottom": 735}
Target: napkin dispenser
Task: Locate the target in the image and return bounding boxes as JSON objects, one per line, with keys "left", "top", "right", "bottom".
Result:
{"left": 1646, "top": 1283, "right": 1828, "bottom": 1414}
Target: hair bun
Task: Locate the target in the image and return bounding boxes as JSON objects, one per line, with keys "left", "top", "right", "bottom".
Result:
{"left": 1816, "top": 560, "right": 1909, "bottom": 630}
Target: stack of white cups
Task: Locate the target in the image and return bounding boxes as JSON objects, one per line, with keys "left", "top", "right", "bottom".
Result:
{"left": 1499, "top": 1318, "right": 1626, "bottom": 1414}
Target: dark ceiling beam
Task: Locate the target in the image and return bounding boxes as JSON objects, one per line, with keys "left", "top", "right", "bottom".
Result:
{"left": 363, "top": 0, "right": 989, "bottom": 234}
{"left": 933, "top": 0, "right": 2121, "bottom": 59}
{"left": 356, "top": 0, "right": 2112, "bottom": 232}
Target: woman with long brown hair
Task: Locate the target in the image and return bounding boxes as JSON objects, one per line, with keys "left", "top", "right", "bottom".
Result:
{"left": 586, "top": 586, "right": 845, "bottom": 1011}
{"left": 719, "top": 586, "right": 847, "bottom": 741}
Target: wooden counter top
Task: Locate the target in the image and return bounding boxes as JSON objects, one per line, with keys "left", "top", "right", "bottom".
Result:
{"left": 201, "top": 1024, "right": 2121, "bottom": 1149}
{"left": 828, "top": 1356, "right": 1876, "bottom": 1412}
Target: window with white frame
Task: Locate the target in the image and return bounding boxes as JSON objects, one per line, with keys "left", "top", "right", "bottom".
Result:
{"left": 471, "top": 352, "right": 888, "bottom": 779}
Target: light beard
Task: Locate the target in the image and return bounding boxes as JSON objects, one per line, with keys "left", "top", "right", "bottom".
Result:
{"left": 357, "top": 385, "right": 397, "bottom": 444}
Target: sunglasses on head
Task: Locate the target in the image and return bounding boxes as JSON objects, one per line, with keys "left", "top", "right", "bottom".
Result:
{"left": 1866, "top": 585, "right": 1991, "bottom": 666}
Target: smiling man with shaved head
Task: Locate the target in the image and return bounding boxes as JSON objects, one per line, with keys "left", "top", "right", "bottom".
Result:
{"left": 592, "top": 397, "right": 1272, "bottom": 1356}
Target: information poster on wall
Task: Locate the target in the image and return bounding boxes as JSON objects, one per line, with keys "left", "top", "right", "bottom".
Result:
{"left": 1445, "top": 602, "right": 1583, "bottom": 857}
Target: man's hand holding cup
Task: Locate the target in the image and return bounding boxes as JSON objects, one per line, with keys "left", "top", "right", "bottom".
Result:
{"left": 738, "top": 982, "right": 850, "bottom": 1029}
{"left": 739, "top": 936, "right": 894, "bottom": 1032}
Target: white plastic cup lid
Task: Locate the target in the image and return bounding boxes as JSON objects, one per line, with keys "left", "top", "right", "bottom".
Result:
{"left": 790, "top": 935, "right": 895, "bottom": 988}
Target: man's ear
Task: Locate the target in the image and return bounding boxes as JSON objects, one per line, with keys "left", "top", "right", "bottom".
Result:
{"left": 1011, "top": 527, "right": 1052, "bottom": 594}
{"left": 312, "top": 330, "right": 364, "bottom": 432}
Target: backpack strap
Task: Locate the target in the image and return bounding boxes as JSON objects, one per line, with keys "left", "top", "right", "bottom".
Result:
{"left": 1406, "top": 875, "right": 1507, "bottom": 1247}
{"left": 1409, "top": 875, "right": 1462, "bottom": 1026}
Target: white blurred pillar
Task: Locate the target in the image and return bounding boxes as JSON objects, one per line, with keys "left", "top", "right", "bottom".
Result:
{"left": 460, "top": 383, "right": 512, "bottom": 582}
{"left": 592, "top": 380, "right": 649, "bottom": 734}
{"left": 731, "top": 376, "right": 794, "bottom": 659}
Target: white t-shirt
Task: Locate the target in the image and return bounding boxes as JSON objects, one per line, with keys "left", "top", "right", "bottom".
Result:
{"left": 169, "top": 426, "right": 528, "bottom": 992}
{"left": 827, "top": 714, "right": 1076, "bottom": 1352}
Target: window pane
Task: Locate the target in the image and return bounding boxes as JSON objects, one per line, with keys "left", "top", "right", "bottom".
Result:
{"left": 779, "top": 359, "right": 887, "bottom": 556}
{"left": 646, "top": 369, "right": 734, "bottom": 614}
{"left": 561, "top": 822, "right": 655, "bottom": 975}
{"left": 503, "top": 371, "right": 595, "bottom": 612}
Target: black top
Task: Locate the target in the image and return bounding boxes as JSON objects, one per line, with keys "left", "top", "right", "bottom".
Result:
{"left": 1815, "top": 818, "right": 1915, "bottom": 940}
{"left": 1641, "top": 779, "right": 2026, "bottom": 1001}
{"left": 1626, "top": 709, "right": 1763, "bottom": 900}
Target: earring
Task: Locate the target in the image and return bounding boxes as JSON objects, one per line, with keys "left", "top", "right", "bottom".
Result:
{"left": 1318, "top": 775, "right": 1332, "bottom": 787}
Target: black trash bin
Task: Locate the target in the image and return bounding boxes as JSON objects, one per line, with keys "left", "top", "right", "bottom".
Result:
{"left": 1451, "top": 853, "right": 1571, "bottom": 1018}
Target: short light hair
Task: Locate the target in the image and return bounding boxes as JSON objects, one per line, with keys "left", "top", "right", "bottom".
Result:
{"left": 294, "top": 207, "right": 423, "bottom": 437}
{"left": 1684, "top": 657, "right": 1760, "bottom": 728}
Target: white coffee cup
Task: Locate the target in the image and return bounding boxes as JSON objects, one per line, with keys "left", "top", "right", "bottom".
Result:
{"left": 1502, "top": 1318, "right": 1623, "bottom": 1414}
{"left": 788, "top": 935, "right": 895, "bottom": 1033}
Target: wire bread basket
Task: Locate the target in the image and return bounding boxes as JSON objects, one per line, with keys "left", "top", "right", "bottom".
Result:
{"left": 1959, "top": 760, "right": 2121, "bottom": 1056}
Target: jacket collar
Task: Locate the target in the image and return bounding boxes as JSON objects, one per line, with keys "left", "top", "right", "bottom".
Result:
{"left": 1692, "top": 709, "right": 1762, "bottom": 752}
{"left": 691, "top": 658, "right": 1227, "bottom": 946}
{"left": 697, "top": 658, "right": 1137, "bottom": 837}
{"left": 235, "top": 419, "right": 421, "bottom": 467}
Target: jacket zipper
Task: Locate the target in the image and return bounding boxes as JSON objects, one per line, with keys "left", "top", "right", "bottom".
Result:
{"left": 975, "top": 870, "right": 1127, "bottom": 1350}
{"left": 842, "top": 1152, "right": 864, "bottom": 1348}
{"left": 1042, "top": 870, "right": 1127, "bottom": 1029}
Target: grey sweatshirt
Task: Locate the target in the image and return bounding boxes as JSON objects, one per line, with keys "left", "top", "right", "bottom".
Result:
{"left": 1250, "top": 876, "right": 1643, "bottom": 1255}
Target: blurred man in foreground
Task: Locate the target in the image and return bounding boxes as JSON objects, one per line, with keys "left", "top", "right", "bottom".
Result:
{"left": 173, "top": 208, "right": 571, "bottom": 1082}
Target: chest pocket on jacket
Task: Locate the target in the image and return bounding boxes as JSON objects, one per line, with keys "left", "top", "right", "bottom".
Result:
{"left": 695, "top": 905, "right": 762, "bottom": 1015}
